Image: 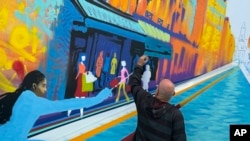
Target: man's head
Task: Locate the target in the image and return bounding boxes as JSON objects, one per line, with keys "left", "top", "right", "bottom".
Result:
{"left": 155, "top": 79, "right": 175, "bottom": 102}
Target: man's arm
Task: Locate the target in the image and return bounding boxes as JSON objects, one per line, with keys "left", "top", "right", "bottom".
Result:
{"left": 129, "top": 65, "right": 144, "bottom": 97}
{"left": 129, "top": 55, "right": 149, "bottom": 99}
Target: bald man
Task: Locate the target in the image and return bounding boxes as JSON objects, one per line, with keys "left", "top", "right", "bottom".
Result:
{"left": 129, "top": 55, "right": 186, "bottom": 141}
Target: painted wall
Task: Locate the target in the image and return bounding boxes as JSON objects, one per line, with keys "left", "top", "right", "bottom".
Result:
{"left": 0, "top": 0, "right": 236, "bottom": 136}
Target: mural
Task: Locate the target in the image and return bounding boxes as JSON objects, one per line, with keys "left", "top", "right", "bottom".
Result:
{"left": 0, "top": 0, "right": 236, "bottom": 139}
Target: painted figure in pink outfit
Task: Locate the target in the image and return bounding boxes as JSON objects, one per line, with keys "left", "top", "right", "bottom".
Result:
{"left": 116, "top": 60, "right": 130, "bottom": 102}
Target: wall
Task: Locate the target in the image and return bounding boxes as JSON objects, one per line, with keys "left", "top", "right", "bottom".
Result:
{"left": 0, "top": 0, "right": 235, "bottom": 135}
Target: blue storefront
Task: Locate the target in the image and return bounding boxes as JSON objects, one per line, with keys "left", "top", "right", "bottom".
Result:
{"left": 65, "top": 0, "right": 173, "bottom": 112}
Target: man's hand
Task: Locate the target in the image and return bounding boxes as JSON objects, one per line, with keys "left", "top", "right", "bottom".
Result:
{"left": 137, "top": 55, "right": 149, "bottom": 66}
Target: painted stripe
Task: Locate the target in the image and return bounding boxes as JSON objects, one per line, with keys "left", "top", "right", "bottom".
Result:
{"left": 175, "top": 70, "right": 233, "bottom": 96}
{"left": 70, "top": 111, "right": 137, "bottom": 141}
{"left": 177, "top": 67, "right": 238, "bottom": 108}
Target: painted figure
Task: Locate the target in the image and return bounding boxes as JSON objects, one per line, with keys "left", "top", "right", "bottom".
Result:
{"left": 96, "top": 51, "right": 104, "bottom": 78}
{"left": 110, "top": 53, "right": 117, "bottom": 75}
{"left": 101, "top": 52, "right": 111, "bottom": 87}
{"left": 142, "top": 64, "right": 151, "bottom": 92}
{"left": 68, "top": 55, "right": 87, "bottom": 117}
{"left": 116, "top": 60, "right": 130, "bottom": 102}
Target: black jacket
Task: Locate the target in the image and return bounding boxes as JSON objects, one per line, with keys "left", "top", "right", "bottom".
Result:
{"left": 129, "top": 65, "right": 186, "bottom": 141}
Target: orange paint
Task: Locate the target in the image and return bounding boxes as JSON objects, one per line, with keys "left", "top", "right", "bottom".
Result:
{"left": 136, "top": 0, "right": 147, "bottom": 16}
{"left": 70, "top": 111, "right": 137, "bottom": 141}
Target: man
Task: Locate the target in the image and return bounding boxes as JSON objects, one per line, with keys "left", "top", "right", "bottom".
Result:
{"left": 129, "top": 55, "right": 186, "bottom": 141}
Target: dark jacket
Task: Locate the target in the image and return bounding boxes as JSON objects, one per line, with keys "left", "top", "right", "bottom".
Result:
{"left": 129, "top": 65, "right": 186, "bottom": 141}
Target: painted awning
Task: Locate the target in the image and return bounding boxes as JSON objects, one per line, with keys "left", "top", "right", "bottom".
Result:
{"left": 77, "top": 0, "right": 144, "bottom": 35}
{"left": 138, "top": 20, "right": 172, "bottom": 59}
{"left": 138, "top": 20, "right": 170, "bottom": 43}
{"left": 144, "top": 36, "right": 172, "bottom": 59}
{"left": 74, "top": 0, "right": 172, "bottom": 59}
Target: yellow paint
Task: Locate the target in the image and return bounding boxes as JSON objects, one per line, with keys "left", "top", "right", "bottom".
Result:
{"left": 0, "top": 40, "right": 36, "bottom": 62}
{"left": 70, "top": 111, "right": 137, "bottom": 141}
{"left": 0, "top": 48, "right": 7, "bottom": 68}
{"left": 10, "top": 25, "right": 31, "bottom": 49}
{"left": 18, "top": 1, "right": 26, "bottom": 13}
{"left": 0, "top": 72, "right": 16, "bottom": 92}
{"left": 31, "top": 26, "right": 39, "bottom": 54}
{"left": 4, "top": 60, "right": 12, "bottom": 70}
{"left": 138, "top": 20, "right": 170, "bottom": 42}
{"left": 0, "top": 8, "right": 9, "bottom": 31}
{"left": 38, "top": 46, "right": 47, "bottom": 54}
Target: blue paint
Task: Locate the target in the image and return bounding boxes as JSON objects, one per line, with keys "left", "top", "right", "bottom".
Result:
{"left": 14, "top": 0, "right": 63, "bottom": 37}
{"left": 85, "top": 18, "right": 145, "bottom": 42}
{"left": 182, "top": 69, "right": 250, "bottom": 141}
{"left": 88, "top": 68, "right": 250, "bottom": 141}
{"left": 0, "top": 89, "right": 111, "bottom": 141}
{"left": 144, "top": 36, "right": 172, "bottom": 59}
{"left": 45, "top": 0, "right": 82, "bottom": 100}
{"left": 73, "top": 24, "right": 87, "bottom": 33}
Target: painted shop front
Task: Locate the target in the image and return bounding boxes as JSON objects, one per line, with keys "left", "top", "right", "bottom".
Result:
{"left": 65, "top": 0, "right": 173, "bottom": 101}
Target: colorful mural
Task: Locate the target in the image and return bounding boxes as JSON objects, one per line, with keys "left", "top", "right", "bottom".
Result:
{"left": 0, "top": 0, "right": 65, "bottom": 93}
{"left": 0, "top": 0, "right": 235, "bottom": 138}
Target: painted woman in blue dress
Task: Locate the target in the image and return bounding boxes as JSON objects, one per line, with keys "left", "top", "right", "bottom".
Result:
{"left": 0, "top": 70, "right": 111, "bottom": 141}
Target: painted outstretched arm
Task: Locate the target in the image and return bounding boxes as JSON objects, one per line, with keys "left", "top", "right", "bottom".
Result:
{"left": 0, "top": 89, "right": 110, "bottom": 141}
{"left": 34, "top": 89, "right": 111, "bottom": 115}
